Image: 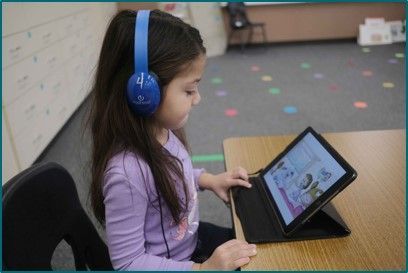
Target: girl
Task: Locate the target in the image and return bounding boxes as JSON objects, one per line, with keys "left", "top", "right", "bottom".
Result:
{"left": 88, "top": 10, "right": 257, "bottom": 270}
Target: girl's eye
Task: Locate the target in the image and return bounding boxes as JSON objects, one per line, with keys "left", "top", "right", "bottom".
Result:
{"left": 185, "top": 90, "right": 195, "bottom": 96}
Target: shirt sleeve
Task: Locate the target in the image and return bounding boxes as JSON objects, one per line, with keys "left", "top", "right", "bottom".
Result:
{"left": 193, "top": 168, "right": 206, "bottom": 192}
{"left": 103, "top": 172, "right": 194, "bottom": 270}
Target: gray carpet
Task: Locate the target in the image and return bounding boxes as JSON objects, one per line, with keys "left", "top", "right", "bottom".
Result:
{"left": 35, "top": 40, "right": 405, "bottom": 269}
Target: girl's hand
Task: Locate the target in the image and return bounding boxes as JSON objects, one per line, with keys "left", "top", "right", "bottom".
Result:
{"left": 200, "top": 239, "right": 257, "bottom": 270}
{"left": 211, "top": 166, "right": 251, "bottom": 203}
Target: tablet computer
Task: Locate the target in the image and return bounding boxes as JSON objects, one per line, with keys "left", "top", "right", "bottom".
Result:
{"left": 232, "top": 127, "right": 357, "bottom": 241}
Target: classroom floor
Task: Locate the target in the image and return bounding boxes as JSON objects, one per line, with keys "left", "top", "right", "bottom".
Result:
{"left": 37, "top": 40, "right": 405, "bottom": 269}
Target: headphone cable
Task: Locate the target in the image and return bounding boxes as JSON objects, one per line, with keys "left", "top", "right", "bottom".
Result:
{"left": 157, "top": 190, "right": 171, "bottom": 259}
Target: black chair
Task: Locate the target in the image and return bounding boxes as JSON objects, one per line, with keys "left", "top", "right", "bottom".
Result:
{"left": 2, "top": 162, "right": 112, "bottom": 270}
{"left": 226, "top": 2, "right": 267, "bottom": 51}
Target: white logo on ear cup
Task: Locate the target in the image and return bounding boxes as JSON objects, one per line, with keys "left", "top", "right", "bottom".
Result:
{"left": 133, "top": 94, "right": 150, "bottom": 105}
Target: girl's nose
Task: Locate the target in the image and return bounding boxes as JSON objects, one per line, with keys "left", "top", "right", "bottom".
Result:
{"left": 192, "top": 91, "right": 201, "bottom": 106}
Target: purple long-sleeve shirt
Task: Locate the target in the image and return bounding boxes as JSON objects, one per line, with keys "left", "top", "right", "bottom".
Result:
{"left": 103, "top": 130, "right": 205, "bottom": 270}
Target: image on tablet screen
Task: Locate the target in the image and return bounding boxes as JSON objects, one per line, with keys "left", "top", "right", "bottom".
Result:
{"left": 263, "top": 133, "right": 346, "bottom": 225}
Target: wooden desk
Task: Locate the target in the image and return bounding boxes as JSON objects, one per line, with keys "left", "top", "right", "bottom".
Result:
{"left": 223, "top": 129, "right": 406, "bottom": 270}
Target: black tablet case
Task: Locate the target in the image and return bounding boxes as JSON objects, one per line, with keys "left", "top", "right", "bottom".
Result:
{"left": 232, "top": 176, "right": 350, "bottom": 243}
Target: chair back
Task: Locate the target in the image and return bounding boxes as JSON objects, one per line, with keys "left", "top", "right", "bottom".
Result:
{"left": 2, "top": 162, "right": 112, "bottom": 270}
{"left": 226, "top": 2, "right": 250, "bottom": 29}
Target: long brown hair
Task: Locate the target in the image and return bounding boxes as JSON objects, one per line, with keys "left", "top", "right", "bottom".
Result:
{"left": 87, "top": 9, "right": 206, "bottom": 226}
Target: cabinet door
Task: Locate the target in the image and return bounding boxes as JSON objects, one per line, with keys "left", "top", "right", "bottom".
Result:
{"left": 3, "top": 55, "right": 42, "bottom": 106}
{"left": 2, "top": 31, "right": 31, "bottom": 68}
{"left": 6, "top": 83, "right": 44, "bottom": 138}
{"left": 2, "top": 113, "right": 20, "bottom": 184}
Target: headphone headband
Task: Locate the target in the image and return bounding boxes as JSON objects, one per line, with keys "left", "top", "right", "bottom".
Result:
{"left": 135, "top": 10, "right": 150, "bottom": 73}
{"left": 127, "top": 9, "right": 161, "bottom": 117}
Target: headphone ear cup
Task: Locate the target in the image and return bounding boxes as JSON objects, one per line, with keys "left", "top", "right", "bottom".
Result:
{"left": 126, "top": 72, "right": 161, "bottom": 116}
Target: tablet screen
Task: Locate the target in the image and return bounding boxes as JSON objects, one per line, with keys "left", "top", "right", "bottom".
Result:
{"left": 262, "top": 132, "right": 346, "bottom": 225}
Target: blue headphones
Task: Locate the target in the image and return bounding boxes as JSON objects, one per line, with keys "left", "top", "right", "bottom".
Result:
{"left": 128, "top": 12, "right": 170, "bottom": 258}
{"left": 126, "top": 10, "right": 161, "bottom": 117}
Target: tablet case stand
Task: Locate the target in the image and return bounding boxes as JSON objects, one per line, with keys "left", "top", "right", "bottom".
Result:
{"left": 232, "top": 176, "right": 350, "bottom": 243}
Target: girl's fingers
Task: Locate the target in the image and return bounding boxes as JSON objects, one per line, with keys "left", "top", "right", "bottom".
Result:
{"left": 220, "top": 191, "right": 230, "bottom": 203}
{"left": 234, "top": 166, "right": 249, "bottom": 181}
{"left": 220, "top": 239, "right": 246, "bottom": 249}
{"left": 216, "top": 241, "right": 255, "bottom": 269}
{"left": 239, "top": 167, "right": 249, "bottom": 181}
{"left": 232, "top": 245, "right": 257, "bottom": 259}
{"left": 233, "top": 257, "right": 251, "bottom": 269}
{"left": 224, "top": 240, "right": 253, "bottom": 253}
{"left": 232, "top": 178, "right": 252, "bottom": 188}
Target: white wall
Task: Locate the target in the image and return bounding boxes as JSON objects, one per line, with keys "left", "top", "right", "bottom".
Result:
{"left": 157, "top": 2, "right": 227, "bottom": 57}
{"left": 2, "top": 3, "right": 117, "bottom": 183}
{"left": 189, "top": 3, "right": 227, "bottom": 57}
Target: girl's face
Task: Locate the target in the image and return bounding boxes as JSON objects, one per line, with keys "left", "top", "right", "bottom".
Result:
{"left": 154, "top": 55, "right": 206, "bottom": 130}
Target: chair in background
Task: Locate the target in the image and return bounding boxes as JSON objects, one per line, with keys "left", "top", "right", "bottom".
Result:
{"left": 226, "top": 2, "right": 268, "bottom": 51}
{"left": 2, "top": 162, "right": 112, "bottom": 270}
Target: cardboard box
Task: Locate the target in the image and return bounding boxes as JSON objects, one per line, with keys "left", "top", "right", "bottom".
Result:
{"left": 358, "top": 17, "right": 392, "bottom": 46}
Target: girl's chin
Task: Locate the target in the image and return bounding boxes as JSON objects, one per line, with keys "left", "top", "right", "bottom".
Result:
{"left": 178, "top": 114, "right": 189, "bottom": 127}
{"left": 169, "top": 114, "right": 189, "bottom": 130}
